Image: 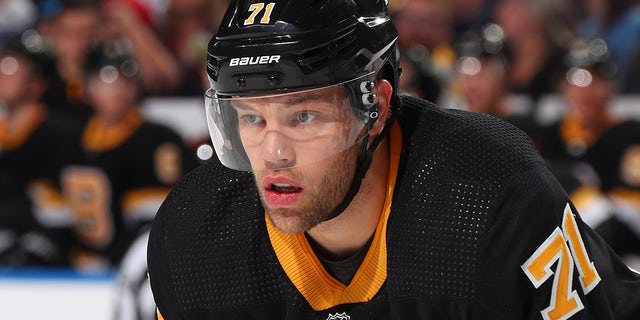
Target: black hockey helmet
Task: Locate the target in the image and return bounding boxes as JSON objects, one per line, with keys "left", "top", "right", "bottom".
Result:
{"left": 207, "top": 0, "right": 399, "bottom": 96}
{"left": 0, "top": 30, "right": 52, "bottom": 77}
{"left": 563, "top": 38, "right": 617, "bottom": 87}
{"left": 454, "top": 23, "right": 510, "bottom": 76}
{"left": 205, "top": 0, "right": 400, "bottom": 171}
{"left": 85, "top": 43, "right": 140, "bottom": 83}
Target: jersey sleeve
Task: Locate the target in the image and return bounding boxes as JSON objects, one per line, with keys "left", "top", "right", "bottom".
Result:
{"left": 476, "top": 160, "right": 640, "bottom": 319}
{"left": 121, "top": 125, "right": 187, "bottom": 226}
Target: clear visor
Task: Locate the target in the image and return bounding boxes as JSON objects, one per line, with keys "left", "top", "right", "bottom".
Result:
{"left": 204, "top": 75, "right": 378, "bottom": 171}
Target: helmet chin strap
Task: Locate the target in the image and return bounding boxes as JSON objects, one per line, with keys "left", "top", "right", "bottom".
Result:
{"left": 321, "top": 105, "right": 396, "bottom": 222}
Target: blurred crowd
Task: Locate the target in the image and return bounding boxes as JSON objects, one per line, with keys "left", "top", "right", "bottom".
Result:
{"left": 1, "top": 0, "right": 640, "bottom": 318}
{"left": 1, "top": 0, "right": 640, "bottom": 302}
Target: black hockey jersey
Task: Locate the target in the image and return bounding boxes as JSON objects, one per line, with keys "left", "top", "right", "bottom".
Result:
{"left": 585, "top": 120, "right": 640, "bottom": 193}
{"left": 0, "top": 103, "right": 76, "bottom": 266}
{"left": 541, "top": 116, "right": 640, "bottom": 194}
{"left": 541, "top": 118, "right": 640, "bottom": 255}
{"left": 148, "top": 96, "right": 640, "bottom": 319}
{"left": 62, "top": 109, "right": 185, "bottom": 268}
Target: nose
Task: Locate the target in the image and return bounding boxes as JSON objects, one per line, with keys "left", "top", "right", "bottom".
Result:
{"left": 261, "top": 130, "right": 295, "bottom": 169}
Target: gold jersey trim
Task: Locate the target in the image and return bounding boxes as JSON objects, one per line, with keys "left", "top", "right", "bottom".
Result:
{"left": 0, "top": 103, "right": 46, "bottom": 151}
{"left": 82, "top": 109, "right": 143, "bottom": 152}
{"left": 609, "top": 188, "right": 640, "bottom": 209}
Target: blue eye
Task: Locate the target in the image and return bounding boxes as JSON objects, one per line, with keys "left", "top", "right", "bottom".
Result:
{"left": 296, "top": 112, "right": 316, "bottom": 123}
{"left": 242, "top": 114, "right": 262, "bottom": 125}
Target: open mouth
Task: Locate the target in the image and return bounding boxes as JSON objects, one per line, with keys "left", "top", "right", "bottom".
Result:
{"left": 270, "top": 183, "right": 303, "bottom": 193}
{"left": 262, "top": 177, "right": 304, "bottom": 207}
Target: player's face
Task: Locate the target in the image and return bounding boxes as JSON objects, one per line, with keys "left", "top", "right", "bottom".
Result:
{"left": 235, "top": 86, "right": 363, "bottom": 233}
{"left": 0, "top": 54, "right": 32, "bottom": 106}
{"left": 48, "top": 8, "right": 98, "bottom": 63}
{"left": 233, "top": 86, "right": 360, "bottom": 171}
{"left": 458, "top": 57, "right": 506, "bottom": 114}
{"left": 254, "top": 143, "right": 359, "bottom": 233}
{"left": 562, "top": 68, "right": 613, "bottom": 124}
{"left": 87, "top": 70, "right": 139, "bottom": 120}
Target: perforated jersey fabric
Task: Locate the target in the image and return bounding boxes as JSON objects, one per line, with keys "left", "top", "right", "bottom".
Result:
{"left": 148, "top": 95, "right": 640, "bottom": 319}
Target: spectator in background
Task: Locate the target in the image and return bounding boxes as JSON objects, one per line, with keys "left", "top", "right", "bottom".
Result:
{"left": 37, "top": 0, "right": 100, "bottom": 126}
{"left": 451, "top": 0, "right": 495, "bottom": 36}
{"left": 99, "top": 0, "right": 182, "bottom": 94}
{"left": 397, "top": 46, "right": 442, "bottom": 102}
{"left": 37, "top": 0, "right": 183, "bottom": 126}
{"left": 157, "top": 0, "right": 225, "bottom": 96}
{"left": 541, "top": 38, "right": 640, "bottom": 259}
{"left": 61, "top": 47, "right": 186, "bottom": 271}
{"left": 578, "top": 0, "right": 640, "bottom": 93}
{"left": 492, "top": 0, "right": 578, "bottom": 102}
{"left": 393, "top": 0, "right": 453, "bottom": 53}
{"left": 392, "top": 0, "right": 456, "bottom": 101}
{"left": 0, "top": 32, "right": 76, "bottom": 267}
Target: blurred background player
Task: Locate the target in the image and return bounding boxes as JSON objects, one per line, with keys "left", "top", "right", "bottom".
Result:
{"left": 0, "top": 31, "right": 76, "bottom": 267}
{"left": 61, "top": 47, "right": 186, "bottom": 271}
{"left": 452, "top": 23, "right": 540, "bottom": 143}
{"left": 491, "top": 0, "right": 578, "bottom": 103}
{"left": 36, "top": 0, "right": 184, "bottom": 127}
{"left": 541, "top": 38, "right": 640, "bottom": 262}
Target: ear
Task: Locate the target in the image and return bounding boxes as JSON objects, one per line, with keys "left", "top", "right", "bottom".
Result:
{"left": 370, "top": 79, "right": 393, "bottom": 136}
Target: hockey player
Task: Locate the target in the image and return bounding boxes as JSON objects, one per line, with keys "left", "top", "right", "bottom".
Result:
{"left": 61, "top": 47, "right": 186, "bottom": 270}
{"left": 542, "top": 38, "right": 640, "bottom": 261}
{"left": 147, "top": 0, "right": 640, "bottom": 319}
{"left": 0, "top": 32, "right": 76, "bottom": 266}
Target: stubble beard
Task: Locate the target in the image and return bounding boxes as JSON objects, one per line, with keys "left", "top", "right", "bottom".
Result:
{"left": 257, "top": 147, "right": 359, "bottom": 234}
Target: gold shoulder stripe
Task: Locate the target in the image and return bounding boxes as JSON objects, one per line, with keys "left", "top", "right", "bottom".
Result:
{"left": 121, "top": 187, "right": 172, "bottom": 218}
{"left": 0, "top": 103, "right": 46, "bottom": 151}
{"left": 569, "top": 186, "right": 602, "bottom": 211}
{"left": 609, "top": 188, "right": 640, "bottom": 209}
{"left": 82, "top": 109, "right": 143, "bottom": 152}
{"left": 266, "top": 121, "right": 402, "bottom": 311}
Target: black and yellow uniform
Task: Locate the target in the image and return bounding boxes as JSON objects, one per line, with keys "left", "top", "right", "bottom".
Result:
{"left": 585, "top": 120, "right": 640, "bottom": 193}
{"left": 63, "top": 109, "right": 185, "bottom": 268}
{"left": 584, "top": 120, "right": 640, "bottom": 255}
{"left": 0, "top": 103, "right": 76, "bottom": 266}
{"left": 542, "top": 117, "right": 640, "bottom": 256}
{"left": 148, "top": 96, "right": 640, "bottom": 319}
